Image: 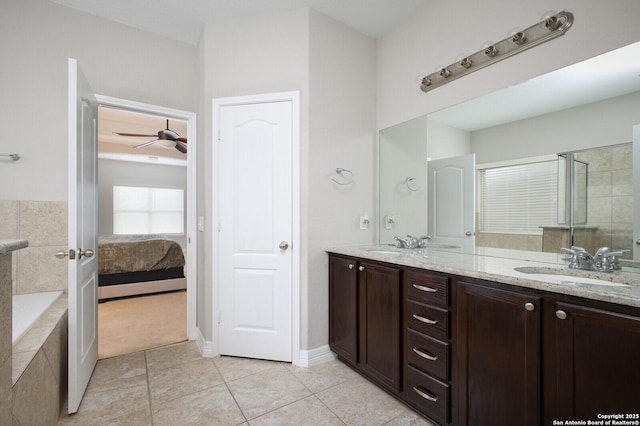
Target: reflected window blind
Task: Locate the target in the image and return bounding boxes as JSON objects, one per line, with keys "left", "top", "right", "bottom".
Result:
{"left": 478, "top": 161, "right": 557, "bottom": 234}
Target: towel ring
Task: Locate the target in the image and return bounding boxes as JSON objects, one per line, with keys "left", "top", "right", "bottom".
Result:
{"left": 332, "top": 168, "right": 353, "bottom": 185}
{"left": 405, "top": 177, "right": 420, "bottom": 192}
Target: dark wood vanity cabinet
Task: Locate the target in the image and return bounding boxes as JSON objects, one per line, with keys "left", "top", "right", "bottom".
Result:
{"left": 358, "top": 260, "right": 401, "bottom": 392}
{"left": 328, "top": 255, "right": 358, "bottom": 366}
{"left": 456, "top": 280, "right": 541, "bottom": 426}
{"left": 403, "top": 270, "right": 452, "bottom": 425}
{"left": 329, "top": 253, "right": 640, "bottom": 425}
{"left": 328, "top": 254, "right": 402, "bottom": 392}
{"left": 543, "top": 299, "right": 640, "bottom": 423}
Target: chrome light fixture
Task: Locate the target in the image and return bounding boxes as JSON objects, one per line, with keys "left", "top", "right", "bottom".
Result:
{"left": 420, "top": 11, "right": 574, "bottom": 93}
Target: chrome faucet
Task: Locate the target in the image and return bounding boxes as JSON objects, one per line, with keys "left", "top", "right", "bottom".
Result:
{"left": 394, "top": 235, "right": 431, "bottom": 249}
{"left": 561, "top": 246, "right": 629, "bottom": 272}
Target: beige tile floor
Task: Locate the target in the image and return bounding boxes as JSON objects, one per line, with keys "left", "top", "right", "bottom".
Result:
{"left": 57, "top": 341, "right": 436, "bottom": 425}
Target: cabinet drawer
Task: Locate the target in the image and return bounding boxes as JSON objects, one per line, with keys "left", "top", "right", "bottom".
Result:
{"left": 406, "top": 329, "right": 449, "bottom": 382}
{"left": 405, "top": 271, "right": 449, "bottom": 308}
{"left": 406, "top": 300, "right": 449, "bottom": 341}
{"left": 406, "top": 365, "right": 450, "bottom": 425}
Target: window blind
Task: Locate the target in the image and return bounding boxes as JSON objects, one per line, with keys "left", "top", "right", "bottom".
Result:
{"left": 113, "top": 186, "right": 184, "bottom": 235}
{"left": 478, "top": 160, "right": 557, "bottom": 234}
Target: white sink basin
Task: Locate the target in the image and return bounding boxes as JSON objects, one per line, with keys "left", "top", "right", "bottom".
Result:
{"left": 362, "top": 248, "right": 401, "bottom": 255}
{"left": 514, "top": 267, "right": 629, "bottom": 287}
{"left": 520, "top": 273, "right": 628, "bottom": 287}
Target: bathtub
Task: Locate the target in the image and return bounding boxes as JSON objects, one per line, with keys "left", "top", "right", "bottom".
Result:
{"left": 12, "top": 291, "right": 63, "bottom": 346}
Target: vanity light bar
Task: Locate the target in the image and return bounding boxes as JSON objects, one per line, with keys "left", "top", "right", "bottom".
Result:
{"left": 420, "top": 11, "right": 574, "bottom": 93}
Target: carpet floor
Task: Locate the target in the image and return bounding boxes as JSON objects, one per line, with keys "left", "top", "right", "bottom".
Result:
{"left": 98, "top": 291, "right": 187, "bottom": 359}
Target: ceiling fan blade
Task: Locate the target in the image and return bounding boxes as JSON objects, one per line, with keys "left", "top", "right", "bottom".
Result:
{"left": 134, "top": 139, "right": 158, "bottom": 149}
{"left": 114, "top": 132, "right": 158, "bottom": 137}
{"left": 175, "top": 141, "right": 188, "bottom": 154}
{"left": 176, "top": 137, "right": 187, "bottom": 143}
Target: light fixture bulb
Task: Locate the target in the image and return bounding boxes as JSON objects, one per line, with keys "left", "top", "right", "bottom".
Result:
{"left": 458, "top": 57, "right": 472, "bottom": 68}
{"left": 511, "top": 31, "right": 526, "bottom": 45}
{"left": 484, "top": 45, "right": 498, "bottom": 57}
{"left": 439, "top": 67, "right": 451, "bottom": 78}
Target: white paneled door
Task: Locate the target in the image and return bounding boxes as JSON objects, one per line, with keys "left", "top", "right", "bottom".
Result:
{"left": 427, "top": 154, "right": 476, "bottom": 253}
{"left": 67, "top": 58, "right": 99, "bottom": 413}
{"left": 216, "top": 95, "right": 295, "bottom": 362}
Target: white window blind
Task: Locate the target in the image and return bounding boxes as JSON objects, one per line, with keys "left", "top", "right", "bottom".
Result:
{"left": 113, "top": 186, "right": 184, "bottom": 235}
{"left": 478, "top": 160, "right": 557, "bottom": 234}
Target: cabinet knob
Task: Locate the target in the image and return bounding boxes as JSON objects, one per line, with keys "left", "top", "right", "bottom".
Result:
{"left": 348, "top": 264, "right": 355, "bottom": 269}
{"left": 524, "top": 302, "right": 535, "bottom": 312}
{"left": 358, "top": 266, "right": 365, "bottom": 272}
{"left": 556, "top": 310, "right": 567, "bottom": 320}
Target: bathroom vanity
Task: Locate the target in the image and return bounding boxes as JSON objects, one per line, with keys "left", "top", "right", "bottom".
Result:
{"left": 327, "top": 246, "right": 640, "bottom": 425}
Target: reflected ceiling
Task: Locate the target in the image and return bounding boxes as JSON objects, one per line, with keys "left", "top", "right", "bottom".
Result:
{"left": 429, "top": 41, "right": 640, "bottom": 131}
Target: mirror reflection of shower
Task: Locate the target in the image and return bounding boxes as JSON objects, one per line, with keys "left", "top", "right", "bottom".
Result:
{"left": 557, "top": 143, "right": 633, "bottom": 257}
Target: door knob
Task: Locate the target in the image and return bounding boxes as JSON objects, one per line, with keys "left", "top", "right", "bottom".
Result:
{"left": 556, "top": 310, "right": 567, "bottom": 320}
{"left": 465, "top": 231, "right": 473, "bottom": 236}
{"left": 78, "top": 248, "right": 94, "bottom": 259}
{"left": 55, "top": 250, "right": 68, "bottom": 259}
{"left": 636, "top": 239, "right": 640, "bottom": 245}
{"left": 524, "top": 302, "right": 535, "bottom": 312}
{"left": 279, "top": 241, "right": 289, "bottom": 250}
{"left": 55, "top": 249, "right": 76, "bottom": 260}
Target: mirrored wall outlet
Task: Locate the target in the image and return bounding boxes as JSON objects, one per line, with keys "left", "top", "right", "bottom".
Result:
{"left": 385, "top": 214, "right": 395, "bottom": 229}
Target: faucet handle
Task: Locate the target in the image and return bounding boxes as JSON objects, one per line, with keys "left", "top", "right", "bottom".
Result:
{"left": 601, "top": 250, "right": 631, "bottom": 270}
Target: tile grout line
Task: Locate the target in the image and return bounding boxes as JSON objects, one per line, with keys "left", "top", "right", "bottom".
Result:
{"left": 143, "top": 349, "right": 155, "bottom": 425}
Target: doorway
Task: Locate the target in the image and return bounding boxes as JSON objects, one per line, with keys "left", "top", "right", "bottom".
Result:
{"left": 94, "top": 96, "right": 197, "bottom": 358}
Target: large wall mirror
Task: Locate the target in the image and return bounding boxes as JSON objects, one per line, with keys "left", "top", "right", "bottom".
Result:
{"left": 379, "top": 41, "right": 640, "bottom": 262}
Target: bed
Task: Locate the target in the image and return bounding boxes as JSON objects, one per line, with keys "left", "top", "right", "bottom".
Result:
{"left": 98, "top": 234, "right": 186, "bottom": 300}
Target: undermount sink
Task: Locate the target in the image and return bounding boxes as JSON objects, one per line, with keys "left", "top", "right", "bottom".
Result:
{"left": 514, "top": 267, "right": 630, "bottom": 287}
{"left": 525, "top": 273, "right": 628, "bottom": 287}
{"left": 362, "top": 248, "right": 401, "bottom": 255}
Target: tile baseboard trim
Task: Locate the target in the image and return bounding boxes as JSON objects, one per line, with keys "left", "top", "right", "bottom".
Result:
{"left": 297, "top": 345, "right": 335, "bottom": 368}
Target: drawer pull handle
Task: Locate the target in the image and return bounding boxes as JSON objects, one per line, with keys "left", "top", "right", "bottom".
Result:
{"left": 412, "top": 314, "right": 438, "bottom": 325}
{"left": 412, "top": 283, "right": 437, "bottom": 293}
{"left": 413, "top": 386, "right": 438, "bottom": 402}
{"left": 412, "top": 347, "right": 438, "bottom": 361}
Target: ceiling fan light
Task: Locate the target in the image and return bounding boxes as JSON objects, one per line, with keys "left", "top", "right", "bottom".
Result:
{"left": 158, "top": 139, "right": 176, "bottom": 149}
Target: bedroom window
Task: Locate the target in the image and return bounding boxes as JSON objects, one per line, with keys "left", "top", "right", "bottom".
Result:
{"left": 113, "top": 186, "right": 184, "bottom": 235}
{"left": 478, "top": 160, "right": 558, "bottom": 235}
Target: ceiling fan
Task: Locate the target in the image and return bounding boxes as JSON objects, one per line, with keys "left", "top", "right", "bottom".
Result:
{"left": 113, "top": 119, "right": 188, "bottom": 153}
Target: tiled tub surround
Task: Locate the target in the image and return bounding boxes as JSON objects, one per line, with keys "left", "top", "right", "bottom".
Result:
{"left": 328, "top": 246, "right": 640, "bottom": 308}
{"left": 12, "top": 293, "right": 68, "bottom": 425}
{"left": 0, "top": 240, "right": 69, "bottom": 424}
{"left": 0, "top": 200, "right": 68, "bottom": 294}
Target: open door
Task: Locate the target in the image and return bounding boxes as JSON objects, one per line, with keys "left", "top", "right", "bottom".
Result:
{"left": 67, "top": 58, "right": 99, "bottom": 413}
{"left": 427, "top": 154, "right": 475, "bottom": 252}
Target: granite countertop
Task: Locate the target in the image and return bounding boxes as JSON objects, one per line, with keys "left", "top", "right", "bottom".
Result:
{"left": 0, "top": 239, "right": 28, "bottom": 255}
{"left": 327, "top": 245, "right": 640, "bottom": 309}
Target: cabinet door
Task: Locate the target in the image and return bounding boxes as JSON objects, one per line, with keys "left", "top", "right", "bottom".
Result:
{"left": 358, "top": 261, "right": 401, "bottom": 392}
{"left": 328, "top": 256, "right": 358, "bottom": 366}
{"left": 546, "top": 301, "right": 640, "bottom": 421}
{"left": 456, "top": 282, "right": 541, "bottom": 426}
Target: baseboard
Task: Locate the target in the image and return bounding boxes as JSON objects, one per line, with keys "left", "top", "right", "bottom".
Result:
{"left": 194, "top": 327, "right": 216, "bottom": 357}
{"left": 296, "top": 345, "right": 335, "bottom": 367}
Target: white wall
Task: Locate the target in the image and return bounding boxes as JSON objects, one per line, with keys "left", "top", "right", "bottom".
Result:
{"left": 198, "top": 9, "right": 377, "bottom": 351}
{"left": 98, "top": 159, "right": 188, "bottom": 248}
{"left": 377, "top": 0, "right": 640, "bottom": 131}
{"left": 307, "top": 10, "right": 377, "bottom": 350}
{"left": 0, "top": 0, "right": 198, "bottom": 201}
{"left": 198, "top": 8, "right": 311, "bottom": 342}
